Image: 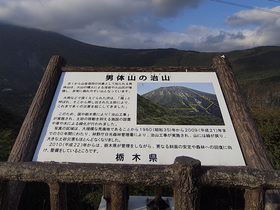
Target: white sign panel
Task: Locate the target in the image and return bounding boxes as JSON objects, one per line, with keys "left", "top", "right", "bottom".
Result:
{"left": 33, "top": 72, "right": 245, "bottom": 166}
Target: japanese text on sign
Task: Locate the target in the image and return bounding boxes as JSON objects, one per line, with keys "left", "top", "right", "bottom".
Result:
{"left": 33, "top": 72, "right": 245, "bottom": 166}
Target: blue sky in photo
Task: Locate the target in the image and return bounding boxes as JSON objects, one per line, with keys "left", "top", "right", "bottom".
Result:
{"left": 137, "top": 82, "right": 216, "bottom": 95}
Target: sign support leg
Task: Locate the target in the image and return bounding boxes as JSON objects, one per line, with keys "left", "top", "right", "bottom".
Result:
{"left": 173, "top": 156, "right": 201, "bottom": 210}
{"left": 103, "top": 184, "right": 129, "bottom": 210}
{"left": 244, "top": 189, "right": 265, "bottom": 210}
{"left": 7, "top": 55, "right": 66, "bottom": 209}
{"left": 48, "top": 182, "right": 67, "bottom": 210}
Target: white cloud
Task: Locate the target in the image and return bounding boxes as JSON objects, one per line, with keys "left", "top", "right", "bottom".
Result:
{"left": 0, "top": 0, "right": 151, "bottom": 30}
{"left": 222, "top": 6, "right": 280, "bottom": 49}
{"left": 174, "top": 6, "right": 280, "bottom": 51}
{"left": 151, "top": 0, "right": 202, "bottom": 17}
{"left": 0, "top": 0, "right": 204, "bottom": 30}
{"left": 226, "top": 6, "right": 280, "bottom": 27}
{"left": 1, "top": 0, "right": 280, "bottom": 51}
{"left": 0, "top": 0, "right": 207, "bottom": 49}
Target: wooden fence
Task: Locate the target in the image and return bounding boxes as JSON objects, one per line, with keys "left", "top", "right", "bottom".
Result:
{"left": 2, "top": 55, "right": 280, "bottom": 209}
{"left": 0, "top": 156, "right": 280, "bottom": 209}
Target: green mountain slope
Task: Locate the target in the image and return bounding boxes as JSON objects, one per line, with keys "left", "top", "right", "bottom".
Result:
{"left": 137, "top": 94, "right": 175, "bottom": 125}
{"left": 0, "top": 105, "right": 23, "bottom": 161}
{"left": 140, "top": 86, "right": 224, "bottom": 125}
{"left": 142, "top": 86, "right": 221, "bottom": 115}
{"left": 1, "top": 23, "right": 280, "bottom": 116}
{"left": 0, "top": 23, "right": 280, "bottom": 209}
{"left": 226, "top": 46, "right": 280, "bottom": 108}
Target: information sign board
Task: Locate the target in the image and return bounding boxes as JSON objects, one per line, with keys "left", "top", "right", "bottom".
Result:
{"left": 33, "top": 72, "right": 245, "bottom": 166}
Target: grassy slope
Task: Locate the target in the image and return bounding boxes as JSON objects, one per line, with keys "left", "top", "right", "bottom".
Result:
{"left": 0, "top": 105, "right": 23, "bottom": 161}
{"left": 0, "top": 24, "right": 280, "bottom": 209}
{"left": 1, "top": 24, "right": 280, "bottom": 165}
{"left": 226, "top": 46, "right": 280, "bottom": 108}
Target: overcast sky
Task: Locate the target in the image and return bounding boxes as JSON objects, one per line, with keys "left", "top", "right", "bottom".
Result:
{"left": 1, "top": 0, "right": 280, "bottom": 51}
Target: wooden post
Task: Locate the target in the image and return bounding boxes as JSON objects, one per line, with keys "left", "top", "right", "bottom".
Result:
{"left": 6, "top": 56, "right": 66, "bottom": 209}
{"left": 212, "top": 55, "right": 280, "bottom": 209}
{"left": 173, "top": 156, "right": 201, "bottom": 210}
{"left": 48, "top": 182, "right": 67, "bottom": 210}
{"left": 103, "top": 184, "right": 112, "bottom": 210}
{"left": 103, "top": 184, "right": 129, "bottom": 210}
{"left": 110, "top": 184, "right": 129, "bottom": 210}
{"left": 244, "top": 189, "right": 265, "bottom": 210}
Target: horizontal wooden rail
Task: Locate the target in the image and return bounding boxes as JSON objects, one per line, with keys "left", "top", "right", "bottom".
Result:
{"left": 0, "top": 161, "right": 174, "bottom": 186}
{"left": 200, "top": 166, "right": 280, "bottom": 189}
{"left": 0, "top": 158, "right": 279, "bottom": 190}
{"left": 1, "top": 156, "right": 280, "bottom": 209}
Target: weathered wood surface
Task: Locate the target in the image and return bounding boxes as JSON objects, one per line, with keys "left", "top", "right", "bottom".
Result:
{"left": 103, "top": 184, "right": 129, "bottom": 210}
{"left": 110, "top": 184, "right": 129, "bottom": 210}
{"left": 48, "top": 182, "right": 67, "bottom": 210}
{"left": 244, "top": 189, "right": 265, "bottom": 210}
{"left": 0, "top": 157, "right": 280, "bottom": 210}
{"left": 8, "top": 55, "right": 66, "bottom": 162}
{"left": 199, "top": 166, "right": 280, "bottom": 189}
{"left": 173, "top": 157, "right": 201, "bottom": 210}
{"left": 7, "top": 55, "right": 66, "bottom": 209}
{"left": 0, "top": 161, "right": 279, "bottom": 189}
{"left": 4, "top": 55, "right": 280, "bottom": 209}
{"left": 212, "top": 55, "right": 280, "bottom": 209}
{"left": 0, "top": 162, "right": 174, "bottom": 186}
{"left": 212, "top": 56, "right": 272, "bottom": 169}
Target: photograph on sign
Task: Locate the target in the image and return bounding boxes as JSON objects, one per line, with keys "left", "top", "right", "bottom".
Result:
{"left": 32, "top": 72, "right": 246, "bottom": 166}
{"left": 137, "top": 83, "right": 224, "bottom": 126}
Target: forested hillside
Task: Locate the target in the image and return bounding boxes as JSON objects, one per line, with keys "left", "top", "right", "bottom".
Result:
{"left": 0, "top": 22, "right": 280, "bottom": 209}
{"left": 0, "top": 105, "right": 23, "bottom": 161}
{"left": 1, "top": 23, "right": 280, "bottom": 168}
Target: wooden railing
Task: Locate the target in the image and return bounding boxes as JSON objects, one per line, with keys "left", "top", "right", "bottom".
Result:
{"left": 0, "top": 156, "right": 280, "bottom": 209}
{"left": 3, "top": 55, "right": 280, "bottom": 209}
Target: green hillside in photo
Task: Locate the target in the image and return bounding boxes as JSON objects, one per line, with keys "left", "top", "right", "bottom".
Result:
{"left": 137, "top": 85, "right": 224, "bottom": 125}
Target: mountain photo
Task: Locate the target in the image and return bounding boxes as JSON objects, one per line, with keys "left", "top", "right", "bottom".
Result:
{"left": 137, "top": 83, "right": 224, "bottom": 125}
